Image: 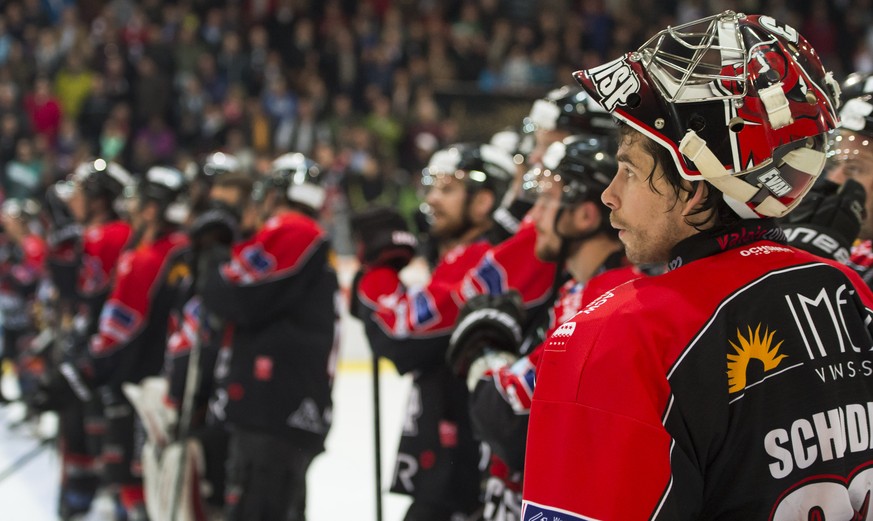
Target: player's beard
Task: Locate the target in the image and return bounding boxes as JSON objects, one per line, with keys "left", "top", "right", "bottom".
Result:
{"left": 430, "top": 211, "right": 472, "bottom": 242}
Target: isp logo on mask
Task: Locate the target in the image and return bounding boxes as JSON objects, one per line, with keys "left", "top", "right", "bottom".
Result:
{"left": 588, "top": 57, "right": 641, "bottom": 111}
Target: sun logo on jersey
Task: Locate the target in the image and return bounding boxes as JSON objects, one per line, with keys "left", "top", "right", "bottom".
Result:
{"left": 726, "top": 324, "right": 787, "bottom": 394}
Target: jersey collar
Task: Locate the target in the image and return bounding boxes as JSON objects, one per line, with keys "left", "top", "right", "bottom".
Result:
{"left": 667, "top": 219, "right": 787, "bottom": 271}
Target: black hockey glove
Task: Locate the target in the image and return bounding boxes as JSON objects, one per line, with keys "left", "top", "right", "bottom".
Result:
{"left": 189, "top": 200, "right": 241, "bottom": 250}
{"left": 485, "top": 198, "right": 533, "bottom": 245}
{"left": 351, "top": 206, "right": 418, "bottom": 271}
{"left": 781, "top": 178, "right": 866, "bottom": 263}
{"left": 447, "top": 291, "right": 525, "bottom": 381}
{"left": 29, "top": 362, "right": 93, "bottom": 412}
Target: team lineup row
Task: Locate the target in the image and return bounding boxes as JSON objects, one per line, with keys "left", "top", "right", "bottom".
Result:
{"left": 2, "top": 9, "right": 873, "bottom": 521}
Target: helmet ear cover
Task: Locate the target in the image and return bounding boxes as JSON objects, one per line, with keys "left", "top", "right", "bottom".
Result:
{"left": 573, "top": 11, "right": 840, "bottom": 219}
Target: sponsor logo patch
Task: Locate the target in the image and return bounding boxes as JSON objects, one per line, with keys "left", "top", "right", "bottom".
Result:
{"left": 588, "top": 58, "right": 641, "bottom": 111}
{"left": 727, "top": 323, "right": 787, "bottom": 393}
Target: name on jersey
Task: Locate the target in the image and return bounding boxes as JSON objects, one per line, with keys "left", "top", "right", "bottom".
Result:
{"left": 764, "top": 402, "right": 873, "bottom": 479}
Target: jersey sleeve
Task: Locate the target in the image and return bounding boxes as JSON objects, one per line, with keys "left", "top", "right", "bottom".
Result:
{"left": 164, "top": 296, "right": 222, "bottom": 408}
{"left": 469, "top": 354, "right": 538, "bottom": 471}
{"left": 456, "top": 223, "right": 556, "bottom": 308}
{"left": 8, "top": 235, "right": 46, "bottom": 292}
{"left": 87, "top": 249, "right": 161, "bottom": 385}
{"left": 200, "top": 218, "right": 328, "bottom": 327}
{"left": 523, "top": 309, "right": 675, "bottom": 520}
{"left": 355, "top": 265, "right": 464, "bottom": 374}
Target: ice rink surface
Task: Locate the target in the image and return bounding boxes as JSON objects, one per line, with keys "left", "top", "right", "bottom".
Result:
{"left": 0, "top": 310, "right": 419, "bottom": 520}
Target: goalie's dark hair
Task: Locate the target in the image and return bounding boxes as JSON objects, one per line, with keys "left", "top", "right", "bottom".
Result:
{"left": 617, "top": 123, "right": 743, "bottom": 230}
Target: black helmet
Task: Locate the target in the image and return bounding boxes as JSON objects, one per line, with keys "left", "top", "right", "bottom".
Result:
{"left": 140, "top": 166, "right": 188, "bottom": 222}
{"left": 522, "top": 134, "right": 617, "bottom": 205}
{"left": 837, "top": 72, "right": 873, "bottom": 138}
{"left": 522, "top": 85, "right": 616, "bottom": 136}
{"left": 73, "top": 158, "right": 134, "bottom": 203}
{"left": 264, "top": 152, "right": 326, "bottom": 212}
{"left": 202, "top": 151, "right": 245, "bottom": 180}
{"left": 423, "top": 142, "right": 515, "bottom": 204}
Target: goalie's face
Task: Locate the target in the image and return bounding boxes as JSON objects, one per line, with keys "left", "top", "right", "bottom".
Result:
{"left": 826, "top": 130, "right": 873, "bottom": 240}
{"left": 601, "top": 131, "right": 699, "bottom": 265}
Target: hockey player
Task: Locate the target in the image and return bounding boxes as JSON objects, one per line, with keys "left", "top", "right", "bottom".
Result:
{"left": 198, "top": 152, "right": 339, "bottom": 521}
{"left": 820, "top": 73, "right": 873, "bottom": 282}
{"left": 446, "top": 136, "right": 645, "bottom": 519}
{"left": 159, "top": 159, "right": 255, "bottom": 517}
{"left": 353, "top": 142, "right": 519, "bottom": 520}
{"left": 0, "top": 198, "right": 46, "bottom": 403}
{"left": 521, "top": 12, "right": 873, "bottom": 519}
{"left": 38, "top": 165, "right": 191, "bottom": 519}
{"left": 488, "top": 85, "right": 617, "bottom": 244}
{"left": 46, "top": 159, "right": 136, "bottom": 520}
{"left": 187, "top": 151, "right": 246, "bottom": 218}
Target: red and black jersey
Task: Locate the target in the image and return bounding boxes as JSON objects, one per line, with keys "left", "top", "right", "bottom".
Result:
{"left": 200, "top": 211, "right": 339, "bottom": 452}
{"left": 353, "top": 221, "right": 557, "bottom": 513}
{"left": 522, "top": 220, "right": 873, "bottom": 520}
{"left": 0, "top": 233, "right": 47, "bottom": 331}
{"left": 86, "top": 230, "right": 189, "bottom": 389}
{"left": 848, "top": 239, "right": 873, "bottom": 289}
{"left": 79, "top": 221, "right": 132, "bottom": 298}
{"left": 356, "top": 222, "right": 556, "bottom": 375}
{"left": 470, "top": 259, "right": 643, "bottom": 472}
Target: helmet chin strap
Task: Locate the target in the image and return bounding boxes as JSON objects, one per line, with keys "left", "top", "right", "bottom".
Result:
{"left": 678, "top": 130, "right": 824, "bottom": 218}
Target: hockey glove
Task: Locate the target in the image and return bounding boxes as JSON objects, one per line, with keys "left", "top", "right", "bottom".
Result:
{"left": 29, "top": 362, "right": 93, "bottom": 412}
{"left": 485, "top": 198, "right": 533, "bottom": 245}
{"left": 351, "top": 206, "right": 418, "bottom": 271}
{"left": 447, "top": 291, "right": 525, "bottom": 382}
{"left": 189, "top": 200, "right": 241, "bottom": 250}
{"left": 781, "top": 178, "right": 866, "bottom": 263}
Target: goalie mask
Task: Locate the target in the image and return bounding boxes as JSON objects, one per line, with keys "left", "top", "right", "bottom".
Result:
{"left": 572, "top": 11, "right": 840, "bottom": 219}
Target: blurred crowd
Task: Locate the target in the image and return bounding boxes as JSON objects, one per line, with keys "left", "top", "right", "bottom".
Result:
{"left": 1, "top": 0, "right": 872, "bottom": 254}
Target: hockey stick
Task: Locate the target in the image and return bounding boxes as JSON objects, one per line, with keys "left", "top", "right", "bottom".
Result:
{"left": 169, "top": 301, "right": 205, "bottom": 521}
{"left": 372, "top": 353, "right": 383, "bottom": 521}
{"left": 0, "top": 437, "right": 55, "bottom": 484}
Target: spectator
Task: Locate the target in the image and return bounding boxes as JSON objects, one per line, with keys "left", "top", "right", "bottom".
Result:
{"left": 131, "top": 115, "right": 176, "bottom": 171}
{"left": 78, "top": 74, "right": 115, "bottom": 153}
{"left": 23, "top": 76, "right": 63, "bottom": 145}
{"left": 54, "top": 53, "right": 94, "bottom": 121}
{"left": 3, "top": 136, "right": 44, "bottom": 200}
{"left": 133, "top": 55, "right": 171, "bottom": 124}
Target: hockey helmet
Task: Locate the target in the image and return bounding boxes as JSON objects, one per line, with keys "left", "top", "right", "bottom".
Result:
{"left": 522, "top": 85, "right": 617, "bottom": 137}
{"left": 422, "top": 142, "right": 516, "bottom": 204}
{"left": 522, "top": 135, "right": 618, "bottom": 207}
{"left": 572, "top": 11, "right": 841, "bottom": 219}
{"left": 139, "top": 165, "right": 188, "bottom": 223}
{"left": 263, "top": 152, "right": 326, "bottom": 212}
{"left": 72, "top": 158, "right": 135, "bottom": 204}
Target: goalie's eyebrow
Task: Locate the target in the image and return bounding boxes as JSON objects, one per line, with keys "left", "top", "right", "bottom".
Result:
{"left": 615, "top": 151, "right": 638, "bottom": 169}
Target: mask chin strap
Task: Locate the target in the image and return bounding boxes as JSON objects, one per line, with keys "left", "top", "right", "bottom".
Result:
{"left": 678, "top": 130, "right": 824, "bottom": 218}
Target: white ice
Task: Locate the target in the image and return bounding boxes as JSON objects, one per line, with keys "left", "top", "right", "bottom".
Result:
{"left": 0, "top": 311, "right": 417, "bottom": 520}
